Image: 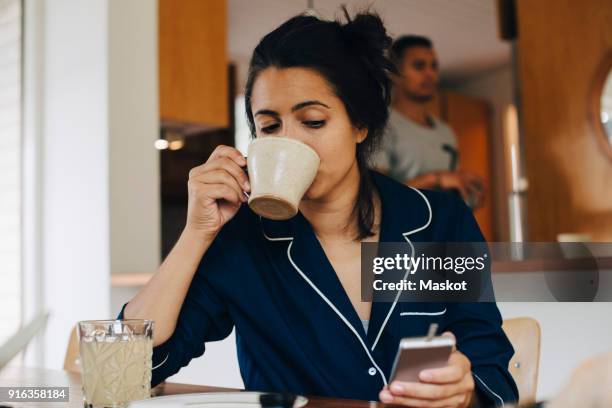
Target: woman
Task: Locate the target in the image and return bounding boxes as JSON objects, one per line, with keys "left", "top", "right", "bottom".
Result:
{"left": 120, "top": 9, "right": 518, "bottom": 407}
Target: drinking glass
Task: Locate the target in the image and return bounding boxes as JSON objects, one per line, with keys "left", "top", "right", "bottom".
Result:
{"left": 78, "top": 319, "right": 153, "bottom": 408}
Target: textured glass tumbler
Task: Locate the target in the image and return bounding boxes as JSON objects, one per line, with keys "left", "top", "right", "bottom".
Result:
{"left": 78, "top": 320, "right": 153, "bottom": 408}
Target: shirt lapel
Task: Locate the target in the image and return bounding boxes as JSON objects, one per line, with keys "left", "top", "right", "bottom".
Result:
{"left": 287, "top": 212, "right": 369, "bottom": 341}
{"left": 366, "top": 172, "right": 433, "bottom": 351}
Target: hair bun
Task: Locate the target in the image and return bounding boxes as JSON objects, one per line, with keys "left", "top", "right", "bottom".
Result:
{"left": 338, "top": 8, "right": 397, "bottom": 103}
{"left": 341, "top": 10, "right": 390, "bottom": 54}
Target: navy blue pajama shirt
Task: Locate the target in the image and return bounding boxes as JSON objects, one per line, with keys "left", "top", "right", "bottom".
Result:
{"left": 119, "top": 171, "right": 518, "bottom": 406}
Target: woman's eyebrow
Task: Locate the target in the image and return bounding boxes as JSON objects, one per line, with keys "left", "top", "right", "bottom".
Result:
{"left": 291, "top": 100, "right": 330, "bottom": 112}
{"left": 253, "top": 109, "right": 279, "bottom": 117}
{"left": 253, "top": 100, "right": 330, "bottom": 118}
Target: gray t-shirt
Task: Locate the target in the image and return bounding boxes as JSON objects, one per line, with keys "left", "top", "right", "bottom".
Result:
{"left": 373, "top": 109, "right": 458, "bottom": 183}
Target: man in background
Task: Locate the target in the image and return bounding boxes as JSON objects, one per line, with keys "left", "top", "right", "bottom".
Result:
{"left": 374, "top": 35, "right": 484, "bottom": 207}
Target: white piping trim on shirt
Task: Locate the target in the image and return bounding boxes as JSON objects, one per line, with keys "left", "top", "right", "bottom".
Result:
{"left": 261, "top": 228, "right": 293, "bottom": 242}
{"left": 400, "top": 308, "right": 447, "bottom": 316}
{"left": 287, "top": 240, "right": 388, "bottom": 385}
{"left": 259, "top": 188, "right": 431, "bottom": 385}
{"left": 152, "top": 353, "right": 169, "bottom": 370}
{"left": 473, "top": 372, "right": 504, "bottom": 406}
{"left": 261, "top": 219, "right": 388, "bottom": 385}
{"left": 371, "top": 187, "right": 432, "bottom": 351}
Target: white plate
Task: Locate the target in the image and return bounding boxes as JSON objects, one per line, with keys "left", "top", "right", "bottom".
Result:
{"left": 128, "top": 392, "right": 308, "bottom": 408}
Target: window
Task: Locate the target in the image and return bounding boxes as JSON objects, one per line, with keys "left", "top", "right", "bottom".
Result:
{"left": 0, "top": 0, "right": 22, "bottom": 343}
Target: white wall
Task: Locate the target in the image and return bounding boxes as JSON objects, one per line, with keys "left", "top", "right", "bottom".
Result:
{"left": 41, "top": 0, "right": 111, "bottom": 368}
{"left": 25, "top": 0, "right": 159, "bottom": 368}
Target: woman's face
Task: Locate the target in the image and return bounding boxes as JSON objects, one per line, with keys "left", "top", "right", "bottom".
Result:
{"left": 250, "top": 67, "right": 367, "bottom": 201}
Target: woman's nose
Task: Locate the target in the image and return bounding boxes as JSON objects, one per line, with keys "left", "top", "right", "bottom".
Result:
{"left": 276, "top": 123, "right": 299, "bottom": 140}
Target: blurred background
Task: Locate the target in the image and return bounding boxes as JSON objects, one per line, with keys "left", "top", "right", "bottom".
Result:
{"left": 1, "top": 0, "right": 611, "bottom": 401}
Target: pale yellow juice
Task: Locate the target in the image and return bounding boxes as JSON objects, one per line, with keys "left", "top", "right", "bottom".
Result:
{"left": 80, "top": 336, "right": 152, "bottom": 407}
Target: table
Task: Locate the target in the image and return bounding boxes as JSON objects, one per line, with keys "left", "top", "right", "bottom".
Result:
{"left": 0, "top": 367, "right": 379, "bottom": 407}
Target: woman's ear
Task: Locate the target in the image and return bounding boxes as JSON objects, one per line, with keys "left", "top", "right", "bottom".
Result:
{"left": 355, "top": 127, "right": 368, "bottom": 144}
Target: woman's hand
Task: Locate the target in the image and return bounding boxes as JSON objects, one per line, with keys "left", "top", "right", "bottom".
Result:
{"left": 185, "top": 145, "right": 250, "bottom": 239}
{"left": 379, "top": 332, "right": 475, "bottom": 407}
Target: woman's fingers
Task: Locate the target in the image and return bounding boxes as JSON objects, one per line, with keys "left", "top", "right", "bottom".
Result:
{"left": 441, "top": 331, "right": 456, "bottom": 344}
{"left": 419, "top": 365, "right": 464, "bottom": 384}
{"left": 194, "top": 181, "right": 243, "bottom": 206}
{"left": 207, "top": 157, "right": 251, "bottom": 191}
{"left": 388, "top": 380, "right": 464, "bottom": 400}
{"left": 381, "top": 372, "right": 474, "bottom": 407}
{"left": 192, "top": 156, "right": 250, "bottom": 192}
{"left": 189, "top": 145, "right": 246, "bottom": 176}
{"left": 208, "top": 144, "right": 247, "bottom": 165}
{"left": 380, "top": 388, "right": 470, "bottom": 407}
{"left": 380, "top": 343, "right": 474, "bottom": 407}
{"left": 184, "top": 146, "right": 248, "bottom": 236}
{"left": 420, "top": 350, "right": 471, "bottom": 384}
{"left": 199, "top": 169, "right": 247, "bottom": 203}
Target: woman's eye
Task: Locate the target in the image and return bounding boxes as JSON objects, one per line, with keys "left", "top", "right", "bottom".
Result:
{"left": 304, "top": 120, "right": 326, "bottom": 129}
{"left": 260, "top": 123, "right": 280, "bottom": 134}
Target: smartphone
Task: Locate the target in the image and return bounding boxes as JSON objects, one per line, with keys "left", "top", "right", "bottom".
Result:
{"left": 389, "top": 335, "right": 455, "bottom": 383}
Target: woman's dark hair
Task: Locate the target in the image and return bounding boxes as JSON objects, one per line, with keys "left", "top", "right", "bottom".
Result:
{"left": 244, "top": 7, "right": 396, "bottom": 240}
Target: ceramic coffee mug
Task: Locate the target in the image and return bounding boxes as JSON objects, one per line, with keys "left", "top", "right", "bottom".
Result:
{"left": 247, "top": 137, "right": 320, "bottom": 220}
